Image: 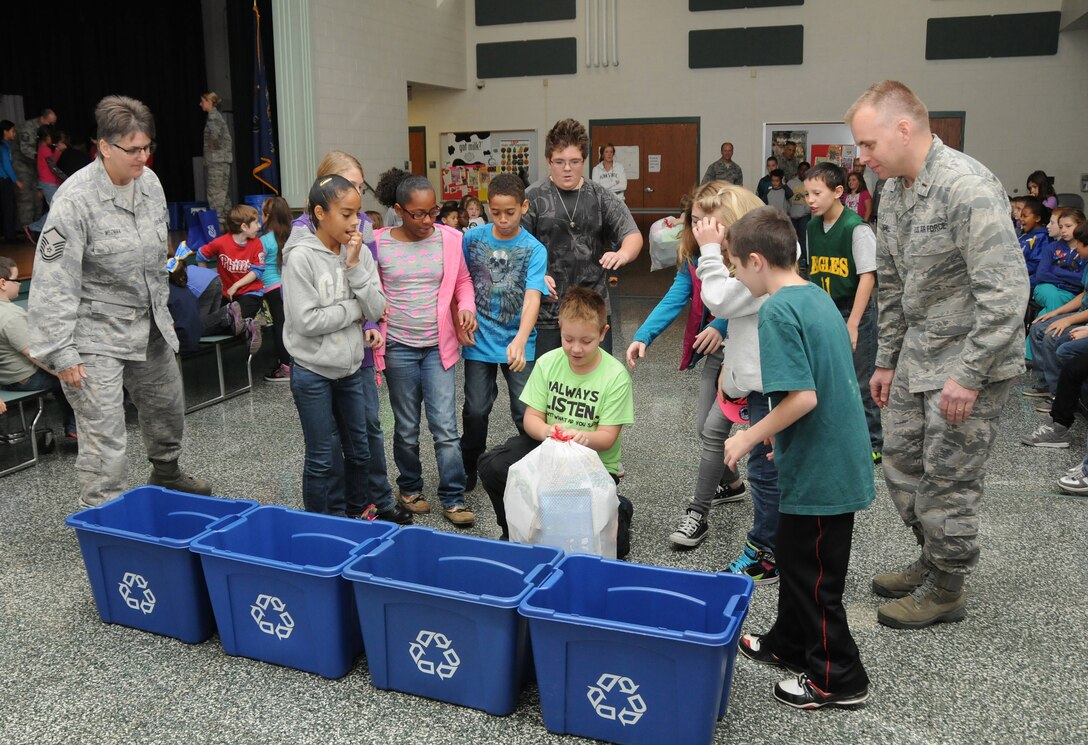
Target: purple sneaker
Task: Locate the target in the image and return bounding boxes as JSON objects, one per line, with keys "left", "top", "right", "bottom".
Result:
{"left": 225, "top": 301, "right": 244, "bottom": 336}
{"left": 245, "top": 318, "right": 263, "bottom": 356}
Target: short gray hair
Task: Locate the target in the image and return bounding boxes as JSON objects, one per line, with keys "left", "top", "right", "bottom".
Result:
{"left": 95, "top": 95, "right": 155, "bottom": 149}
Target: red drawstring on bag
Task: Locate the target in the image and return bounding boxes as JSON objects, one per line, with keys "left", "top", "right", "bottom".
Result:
{"left": 549, "top": 425, "right": 575, "bottom": 442}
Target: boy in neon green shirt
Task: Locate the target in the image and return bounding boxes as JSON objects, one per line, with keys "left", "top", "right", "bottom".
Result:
{"left": 478, "top": 287, "right": 634, "bottom": 540}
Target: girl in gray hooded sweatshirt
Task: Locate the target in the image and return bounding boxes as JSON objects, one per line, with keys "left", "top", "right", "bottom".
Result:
{"left": 281, "top": 174, "right": 412, "bottom": 524}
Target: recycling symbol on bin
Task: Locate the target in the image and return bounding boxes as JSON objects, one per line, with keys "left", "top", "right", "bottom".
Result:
{"left": 117, "top": 572, "right": 156, "bottom": 615}
{"left": 409, "top": 630, "right": 460, "bottom": 679}
{"left": 250, "top": 594, "right": 295, "bottom": 640}
{"left": 587, "top": 673, "right": 647, "bottom": 726}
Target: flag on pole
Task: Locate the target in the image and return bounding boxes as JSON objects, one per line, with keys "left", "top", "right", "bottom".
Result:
{"left": 252, "top": 0, "right": 280, "bottom": 194}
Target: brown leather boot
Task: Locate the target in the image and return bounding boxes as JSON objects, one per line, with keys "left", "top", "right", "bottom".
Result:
{"left": 877, "top": 571, "right": 966, "bottom": 630}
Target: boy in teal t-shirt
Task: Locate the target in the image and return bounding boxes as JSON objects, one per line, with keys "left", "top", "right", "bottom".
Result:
{"left": 460, "top": 174, "right": 549, "bottom": 489}
{"left": 477, "top": 287, "right": 634, "bottom": 542}
{"left": 723, "top": 206, "right": 874, "bottom": 711}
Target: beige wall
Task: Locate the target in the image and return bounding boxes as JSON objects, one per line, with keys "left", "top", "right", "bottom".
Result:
{"left": 305, "top": 0, "right": 467, "bottom": 210}
{"left": 404, "top": 0, "right": 1088, "bottom": 198}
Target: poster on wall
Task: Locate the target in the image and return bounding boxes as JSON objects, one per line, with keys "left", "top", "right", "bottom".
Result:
{"left": 770, "top": 129, "right": 808, "bottom": 162}
{"left": 614, "top": 145, "right": 640, "bottom": 180}
{"left": 440, "top": 130, "right": 537, "bottom": 202}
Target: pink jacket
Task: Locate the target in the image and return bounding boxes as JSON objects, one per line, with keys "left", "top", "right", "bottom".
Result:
{"left": 373, "top": 223, "right": 476, "bottom": 371}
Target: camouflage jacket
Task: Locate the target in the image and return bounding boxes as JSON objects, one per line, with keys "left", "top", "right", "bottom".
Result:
{"left": 28, "top": 158, "right": 178, "bottom": 371}
{"left": 203, "top": 108, "right": 233, "bottom": 164}
{"left": 16, "top": 117, "right": 38, "bottom": 165}
{"left": 875, "top": 136, "right": 1028, "bottom": 392}
{"left": 701, "top": 158, "right": 743, "bottom": 186}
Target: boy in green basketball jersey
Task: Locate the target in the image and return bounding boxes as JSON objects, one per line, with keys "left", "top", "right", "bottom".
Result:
{"left": 804, "top": 162, "right": 883, "bottom": 462}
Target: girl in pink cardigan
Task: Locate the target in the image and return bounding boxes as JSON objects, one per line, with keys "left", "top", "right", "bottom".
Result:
{"left": 373, "top": 170, "right": 478, "bottom": 526}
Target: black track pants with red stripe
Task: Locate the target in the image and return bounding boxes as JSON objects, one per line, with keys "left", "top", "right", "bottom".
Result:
{"left": 763, "top": 511, "right": 870, "bottom": 695}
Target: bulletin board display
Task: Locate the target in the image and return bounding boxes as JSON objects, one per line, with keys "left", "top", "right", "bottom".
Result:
{"left": 761, "top": 122, "right": 857, "bottom": 170}
{"left": 440, "top": 130, "right": 538, "bottom": 202}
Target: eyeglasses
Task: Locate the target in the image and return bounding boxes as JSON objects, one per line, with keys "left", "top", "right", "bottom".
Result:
{"left": 549, "top": 159, "right": 584, "bottom": 170}
{"left": 1, "top": 276, "right": 20, "bottom": 284}
{"left": 399, "top": 206, "right": 441, "bottom": 220}
{"left": 111, "top": 141, "right": 156, "bottom": 156}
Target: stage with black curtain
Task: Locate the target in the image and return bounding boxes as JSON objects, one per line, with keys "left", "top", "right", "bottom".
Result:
{"left": 1, "top": 0, "right": 278, "bottom": 205}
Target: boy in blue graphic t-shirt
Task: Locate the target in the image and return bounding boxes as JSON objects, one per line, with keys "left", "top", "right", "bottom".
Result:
{"left": 460, "top": 173, "right": 550, "bottom": 490}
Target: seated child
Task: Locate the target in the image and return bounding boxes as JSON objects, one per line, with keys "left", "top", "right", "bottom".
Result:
{"left": 1031, "top": 208, "right": 1086, "bottom": 317}
{"left": 460, "top": 174, "right": 549, "bottom": 490}
{"left": 1019, "top": 197, "right": 1052, "bottom": 286}
{"left": 196, "top": 203, "right": 266, "bottom": 354}
{"left": 722, "top": 206, "right": 873, "bottom": 710}
{"left": 477, "top": 288, "right": 634, "bottom": 548}
{"left": 0, "top": 255, "right": 76, "bottom": 438}
{"left": 1027, "top": 219, "right": 1088, "bottom": 396}
{"left": 165, "top": 249, "right": 203, "bottom": 355}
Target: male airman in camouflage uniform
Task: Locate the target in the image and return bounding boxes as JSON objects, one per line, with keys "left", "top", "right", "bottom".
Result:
{"left": 14, "top": 109, "right": 56, "bottom": 228}
{"left": 28, "top": 95, "right": 209, "bottom": 508}
{"left": 701, "top": 142, "right": 744, "bottom": 186}
{"left": 847, "top": 81, "right": 1028, "bottom": 629}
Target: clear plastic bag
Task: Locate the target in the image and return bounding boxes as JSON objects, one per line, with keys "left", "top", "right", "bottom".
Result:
{"left": 648, "top": 215, "right": 684, "bottom": 271}
{"left": 504, "top": 429, "right": 620, "bottom": 558}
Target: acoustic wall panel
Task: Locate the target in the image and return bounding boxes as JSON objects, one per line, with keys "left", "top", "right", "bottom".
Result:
{"left": 476, "top": 38, "right": 579, "bottom": 79}
{"left": 926, "top": 12, "right": 1061, "bottom": 59}
{"left": 690, "top": 0, "right": 804, "bottom": 10}
{"left": 689, "top": 25, "right": 804, "bottom": 68}
{"left": 475, "top": 0, "right": 577, "bottom": 27}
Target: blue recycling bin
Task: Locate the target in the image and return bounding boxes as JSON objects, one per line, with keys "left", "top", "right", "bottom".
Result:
{"left": 342, "top": 527, "right": 562, "bottom": 715}
{"left": 65, "top": 486, "right": 258, "bottom": 643}
{"left": 190, "top": 506, "right": 396, "bottom": 679}
{"left": 518, "top": 554, "right": 753, "bottom": 745}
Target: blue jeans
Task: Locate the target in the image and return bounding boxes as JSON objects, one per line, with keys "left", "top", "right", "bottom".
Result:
{"left": 745, "top": 391, "right": 781, "bottom": 553}
{"left": 461, "top": 358, "right": 533, "bottom": 478}
{"left": 290, "top": 364, "right": 393, "bottom": 516}
{"left": 382, "top": 341, "right": 465, "bottom": 507}
{"left": 28, "top": 181, "right": 59, "bottom": 233}
{"left": 358, "top": 365, "right": 394, "bottom": 515}
{"left": 1, "top": 368, "right": 75, "bottom": 429}
{"left": 841, "top": 299, "right": 882, "bottom": 452}
{"left": 1031, "top": 313, "right": 1080, "bottom": 392}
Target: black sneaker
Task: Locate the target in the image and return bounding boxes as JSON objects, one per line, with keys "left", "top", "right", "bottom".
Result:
{"left": 739, "top": 634, "right": 804, "bottom": 675}
{"left": 710, "top": 482, "right": 746, "bottom": 507}
{"left": 773, "top": 673, "right": 870, "bottom": 710}
{"left": 727, "top": 541, "right": 780, "bottom": 585}
{"left": 668, "top": 510, "right": 708, "bottom": 548}
{"left": 376, "top": 503, "right": 414, "bottom": 525}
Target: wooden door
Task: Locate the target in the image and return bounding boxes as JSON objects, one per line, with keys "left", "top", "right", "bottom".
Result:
{"left": 589, "top": 119, "right": 700, "bottom": 296}
{"left": 408, "top": 126, "right": 427, "bottom": 176}
{"left": 929, "top": 113, "right": 964, "bottom": 151}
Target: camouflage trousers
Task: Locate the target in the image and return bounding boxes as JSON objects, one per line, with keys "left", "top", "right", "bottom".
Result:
{"left": 12, "top": 158, "right": 37, "bottom": 227}
{"left": 882, "top": 371, "right": 1012, "bottom": 577}
{"left": 205, "top": 162, "right": 232, "bottom": 229}
{"left": 61, "top": 325, "right": 185, "bottom": 506}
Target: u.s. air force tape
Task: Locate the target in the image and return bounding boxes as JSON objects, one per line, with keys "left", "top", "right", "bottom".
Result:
{"left": 38, "top": 227, "right": 67, "bottom": 263}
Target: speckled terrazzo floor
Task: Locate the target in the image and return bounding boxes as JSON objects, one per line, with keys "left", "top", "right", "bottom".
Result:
{"left": 1, "top": 290, "right": 1085, "bottom": 745}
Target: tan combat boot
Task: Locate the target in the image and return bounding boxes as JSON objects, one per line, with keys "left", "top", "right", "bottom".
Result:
{"left": 871, "top": 556, "right": 928, "bottom": 598}
{"left": 149, "top": 459, "right": 212, "bottom": 496}
{"left": 877, "top": 571, "right": 966, "bottom": 629}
